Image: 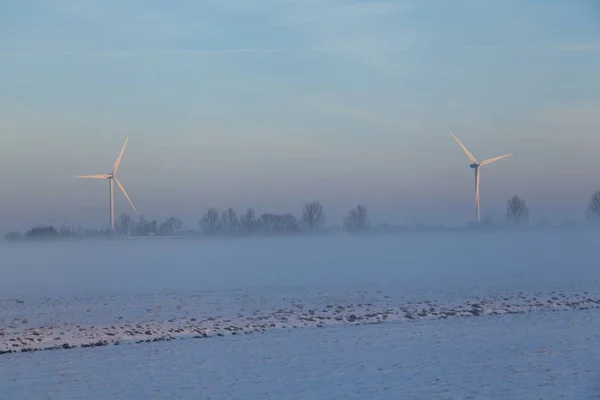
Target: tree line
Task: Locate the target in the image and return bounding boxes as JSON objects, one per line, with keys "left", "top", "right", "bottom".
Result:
{"left": 505, "top": 190, "right": 600, "bottom": 227}
{"left": 5, "top": 190, "right": 600, "bottom": 240}
{"left": 4, "top": 202, "right": 368, "bottom": 240}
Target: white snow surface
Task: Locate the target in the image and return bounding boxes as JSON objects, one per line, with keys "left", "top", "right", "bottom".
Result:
{"left": 3, "top": 309, "right": 600, "bottom": 399}
{"left": 1, "top": 232, "right": 600, "bottom": 398}
{"left": 1, "top": 288, "right": 600, "bottom": 354}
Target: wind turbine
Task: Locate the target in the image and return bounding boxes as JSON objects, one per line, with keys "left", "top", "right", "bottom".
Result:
{"left": 75, "top": 137, "right": 139, "bottom": 232}
{"left": 450, "top": 132, "right": 512, "bottom": 222}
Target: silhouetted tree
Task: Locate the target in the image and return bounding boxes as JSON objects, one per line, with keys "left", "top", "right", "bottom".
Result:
{"left": 25, "top": 225, "right": 59, "bottom": 239}
{"left": 133, "top": 216, "right": 158, "bottom": 236}
{"left": 259, "top": 213, "right": 300, "bottom": 233}
{"left": 280, "top": 213, "right": 300, "bottom": 233}
{"left": 240, "top": 208, "right": 257, "bottom": 233}
{"left": 116, "top": 213, "right": 134, "bottom": 236}
{"left": 302, "top": 201, "right": 325, "bottom": 232}
{"left": 221, "top": 208, "right": 239, "bottom": 233}
{"left": 82, "top": 227, "right": 111, "bottom": 237}
{"left": 587, "top": 190, "right": 600, "bottom": 225}
{"left": 149, "top": 221, "right": 158, "bottom": 235}
{"left": 200, "top": 208, "right": 222, "bottom": 235}
{"left": 158, "top": 217, "right": 183, "bottom": 235}
{"left": 344, "top": 204, "right": 369, "bottom": 232}
{"left": 506, "top": 195, "right": 529, "bottom": 226}
{"left": 4, "top": 231, "right": 21, "bottom": 241}
{"left": 259, "top": 213, "right": 274, "bottom": 231}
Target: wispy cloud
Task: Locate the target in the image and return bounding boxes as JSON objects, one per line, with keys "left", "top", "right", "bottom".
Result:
{"left": 5, "top": 43, "right": 599, "bottom": 59}
{"left": 553, "top": 44, "right": 600, "bottom": 52}
{"left": 0, "top": 48, "right": 294, "bottom": 58}
{"left": 53, "top": 0, "right": 99, "bottom": 16}
{"left": 3, "top": 0, "right": 598, "bottom": 61}
{"left": 531, "top": 105, "right": 600, "bottom": 129}
{"left": 0, "top": 98, "right": 45, "bottom": 119}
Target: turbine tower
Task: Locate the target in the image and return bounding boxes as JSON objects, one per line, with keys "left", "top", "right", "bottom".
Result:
{"left": 450, "top": 132, "right": 512, "bottom": 222}
{"left": 75, "top": 137, "right": 139, "bottom": 232}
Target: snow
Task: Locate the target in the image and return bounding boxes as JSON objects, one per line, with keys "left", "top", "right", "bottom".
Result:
{"left": 1, "top": 231, "right": 600, "bottom": 398}
{"left": 2, "top": 309, "right": 600, "bottom": 399}
{"left": 1, "top": 288, "right": 600, "bottom": 354}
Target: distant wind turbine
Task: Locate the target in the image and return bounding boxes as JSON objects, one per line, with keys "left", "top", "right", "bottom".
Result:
{"left": 450, "top": 132, "right": 512, "bottom": 222}
{"left": 75, "top": 137, "right": 139, "bottom": 232}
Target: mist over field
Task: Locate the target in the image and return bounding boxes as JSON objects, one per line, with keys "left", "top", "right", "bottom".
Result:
{"left": 3, "top": 231, "right": 600, "bottom": 398}
{"left": 1, "top": 230, "right": 599, "bottom": 297}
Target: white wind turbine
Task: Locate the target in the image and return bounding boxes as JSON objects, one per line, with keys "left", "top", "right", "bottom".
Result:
{"left": 75, "top": 137, "right": 139, "bottom": 232}
{"left": 450, "top": 132, "right": 512, "bottom": 222}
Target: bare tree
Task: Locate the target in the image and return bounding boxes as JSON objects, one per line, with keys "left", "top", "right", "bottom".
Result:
{"left": 302, "top": 201, "right": 325, "bottom": 232}
{"left": 259, "top": 213, "right": 276, "bottom": 232}
{"left": 171, "top": 217, "right": 183, "bottom": 233}
{"left": 280, "top": 213, "right": 300, "bottom": 233}
{"left": 344, "top": 204, "right": 369, "bottom": 232}
{"left": 221, "top": 207, "right": 239, "bottom": 233}
{"left": 240, "top": 208, "right": 257, "bottom": 233}
{"left": 116, "top": 213, "right": 134, "bottom": 236}
{"left": 200, "top": 208, "right": 222, "bottom": 235}
{"left": 259, "top": 213, "right": 299, "bottom": 233}
{"left": 25, "top": 225, "right": 59, "bottom": 238}
{"left": 4, "top": 231, "right": 21, "bottom": 241}
{"left": 587, "top": 190, "right": 600, "bottom": 224}
{"left": 506, "top": 195, "right": 529, "bottom": 226}
{"left": 159, "top": 217, "right": 183, "bottom": 235}
{"left": 134, "top": 216, "right": 158, "bottom": 236}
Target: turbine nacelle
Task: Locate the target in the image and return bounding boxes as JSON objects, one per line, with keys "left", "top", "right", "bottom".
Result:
{"left": 469, "top": 163, "right": 478, "bottom": 169}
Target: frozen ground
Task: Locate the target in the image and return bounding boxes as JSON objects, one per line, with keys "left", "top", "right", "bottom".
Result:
{"left": 2, "top": 309, "right": 600, "bottom": 399}
{"left": 1, "top": 232, "right": 600, "bottom": 398}
{"left": 1, "top": 287, "right": 600, "bottom": 354}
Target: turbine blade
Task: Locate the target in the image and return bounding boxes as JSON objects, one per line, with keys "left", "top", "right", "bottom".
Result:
{"left": 112, "top": 136, "right": 129, "bottom": 175}
{"left": 114, "top": 177, "right": 139, "bottom": 216}
{"left": 450, "top": 132, "right": 477, "bottom": 164}
{"left": 75, "top": 174, "right": 111, "bottom": 179}
{"left": 480, "top": 153, "right": 512, "bottom": 166}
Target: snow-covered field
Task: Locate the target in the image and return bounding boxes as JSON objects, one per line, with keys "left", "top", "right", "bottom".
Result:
{"left": 3, "top": 309, "right": 600, "bottom": 399}
{"left": 1, "top": 231, "right": 600, "bottom": 398}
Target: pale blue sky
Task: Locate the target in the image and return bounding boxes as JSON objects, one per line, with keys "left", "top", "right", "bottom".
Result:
{"left": 1, "top": 0, "right": 599, "bottom": 230}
